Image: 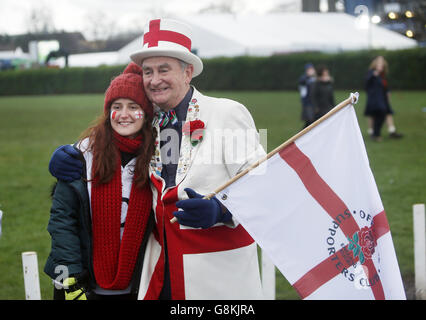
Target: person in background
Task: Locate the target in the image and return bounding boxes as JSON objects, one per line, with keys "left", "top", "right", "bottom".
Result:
{"left": 312, "top": 64, "right": 335, "bottom": 120}
{"left": 44, "top": 63, "right": 161, "bottom": 300}
{"left": 364, "top": 56, "right": 403, "bottom": 141}
{"left": 298, "top": 62, "right": 316, "bottom": 128}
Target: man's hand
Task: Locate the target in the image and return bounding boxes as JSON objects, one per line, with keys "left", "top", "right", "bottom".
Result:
{"left": 173, "top": 188, "right": 232, "bottom": 229}
{"left": 49, "top": 145, "right": 83, "bottom": 182}
{"left": 63, "top": 277, "right": 87, "bottom": 300}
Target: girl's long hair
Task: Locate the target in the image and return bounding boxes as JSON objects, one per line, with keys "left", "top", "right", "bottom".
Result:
{"left": 79, "top": 108, "right": 155, "bottom": 189}
{"left": 369, "top": 56, "right": 389, "bottom": 75}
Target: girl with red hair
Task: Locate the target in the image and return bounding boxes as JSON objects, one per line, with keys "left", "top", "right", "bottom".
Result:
{"left": 44, "top": 63, "right": 161, "bottom": 300}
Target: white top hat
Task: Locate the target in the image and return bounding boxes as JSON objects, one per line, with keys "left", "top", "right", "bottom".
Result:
{"left": 130, "top": 18, "right": 203, "bottom": 77}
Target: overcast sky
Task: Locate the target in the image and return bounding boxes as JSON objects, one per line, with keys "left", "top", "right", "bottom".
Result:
{"left": 0, "top": 0, "right": 298, "bottom": 39}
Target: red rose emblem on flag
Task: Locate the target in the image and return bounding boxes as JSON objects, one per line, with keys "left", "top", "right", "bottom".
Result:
{"left": 359, "top": 226, "right": 377, "bottom": 259}
{"left": 183, "top": 120, "right": 205, "bottom": 146}
{"left": 347, "top": 226, "right": 377, "bottom": 264}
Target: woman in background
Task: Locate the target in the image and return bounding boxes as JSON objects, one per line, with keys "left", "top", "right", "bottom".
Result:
{"left": 364, "top": 56, "right": 403, "bottom": 141}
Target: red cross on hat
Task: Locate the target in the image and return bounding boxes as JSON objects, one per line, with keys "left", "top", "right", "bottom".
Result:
{"left": 144, "top": 19, "right": 192, "bottom": 51}
{"left": 130, "top": 18, "right": 204, "bottom": 77}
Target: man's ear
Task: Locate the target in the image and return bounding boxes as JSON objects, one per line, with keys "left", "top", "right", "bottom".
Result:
{"left": 184, "top": 64, "right": 194, "bottom": 85}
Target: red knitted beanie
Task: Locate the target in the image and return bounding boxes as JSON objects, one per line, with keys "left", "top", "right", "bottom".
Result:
{"left": 104, "top": 62, "right": 153, "bottom": 119}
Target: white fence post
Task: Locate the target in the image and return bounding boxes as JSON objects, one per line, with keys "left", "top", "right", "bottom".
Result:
{"left": 22, "top": 251, "right": 41, "bottom": 300}
{"left": 0, "top": 210, "right": 3, "bottom": 237}
{"left": 261, "top": 248, "right": 276, "bottom": 299}
{"left": 413, "top": 203, "right": 426, "bottom": 300}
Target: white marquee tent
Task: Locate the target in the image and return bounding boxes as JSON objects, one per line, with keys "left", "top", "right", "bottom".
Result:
{"left": 185, "top": 12, "right": 417, "bottom": 57}
{"left": 66, "top": 12, "right": 419, "bottom": 67}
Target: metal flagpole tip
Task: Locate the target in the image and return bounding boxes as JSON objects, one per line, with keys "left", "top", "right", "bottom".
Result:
{"left": 350, "top": 92, "right": 359, "bottom": 104}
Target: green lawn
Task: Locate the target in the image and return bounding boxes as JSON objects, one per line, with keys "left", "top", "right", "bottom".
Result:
{"left": 0, "top": 90, "right": 425, "bottom": 300}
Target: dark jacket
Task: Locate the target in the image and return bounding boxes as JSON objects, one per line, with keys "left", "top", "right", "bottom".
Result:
{"left": 364, "top": 69, "right": 392, "bottom": 116}
{"left": 298, "top": 74, "right": 316, "bottom": 121}
{"left": 44, "top": 179, "right": 95, "bottom": 287}
{"left": 44, "top": 167, "right": 154, "bottom": 297}
{"left": 312, "top": 79, "right": 335, "bottom": 120}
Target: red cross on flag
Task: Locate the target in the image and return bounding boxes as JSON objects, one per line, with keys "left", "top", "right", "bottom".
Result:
{"left": 216, "top": 94, "right": 406, "bottom": 299}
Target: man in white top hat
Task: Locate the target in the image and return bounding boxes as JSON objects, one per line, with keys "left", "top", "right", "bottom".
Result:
{"left": 48, "top": 18, "right": 266, "bottom": 300}
{"left": 131, "top": 18, "right": 266, "bottom": 300}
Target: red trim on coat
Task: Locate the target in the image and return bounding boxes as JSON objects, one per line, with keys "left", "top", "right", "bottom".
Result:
{"left": 150, "top": 173, "right": 254, "bottom": 300}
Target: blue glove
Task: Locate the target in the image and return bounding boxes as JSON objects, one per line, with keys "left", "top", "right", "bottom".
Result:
{"left": 49, "top": 145, "right": 83, "bottom": 182}
{"left": 173, "top": 188, "right": 232, "bottom": 229}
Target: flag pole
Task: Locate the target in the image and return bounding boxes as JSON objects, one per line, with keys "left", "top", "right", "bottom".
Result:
{"left": 170, "top": 92, "right": 359, "bottom": 224}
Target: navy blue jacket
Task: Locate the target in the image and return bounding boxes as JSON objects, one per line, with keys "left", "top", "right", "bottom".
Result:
{"left": 364, "top": 70, "right": 391, "bottom": 116}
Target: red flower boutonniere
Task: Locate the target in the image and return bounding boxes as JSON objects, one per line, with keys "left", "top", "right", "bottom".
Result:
{"left": 183, "top": 120, "right": 205, "bottom": 146}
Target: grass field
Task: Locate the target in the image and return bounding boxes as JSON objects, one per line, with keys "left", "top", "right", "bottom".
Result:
{"left": 0, "top": 90, "right": 425, "bottom": 300}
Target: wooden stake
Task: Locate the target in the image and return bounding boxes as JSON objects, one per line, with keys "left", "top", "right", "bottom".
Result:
{"left": 413, "top": 203, "right": 426, "bottom": 300}
{"left": 22, "top": 251, "right": 41, "bottom": 300}
{"left": 0, "top": 210, "right": 3, "bottom": 238}
{"left": 170, "top": 93, "right": 358, "bottom": 224}
{"left": 261, "top": 249, "right": 276, "bottom": 299}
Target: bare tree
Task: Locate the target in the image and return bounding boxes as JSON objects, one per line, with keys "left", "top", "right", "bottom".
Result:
{"left": 26, "top": 5, "right": 56, "bottom": 34}
{"left": 84, "top": 12, "right": 118, "bottom": 41}
{"left": 198, "top": 0, "right": 238, "bottom": 14}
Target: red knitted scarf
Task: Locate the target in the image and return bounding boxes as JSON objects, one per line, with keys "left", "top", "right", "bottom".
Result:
{"left": 91, "top": 131, "right": 152, "bottom": 290}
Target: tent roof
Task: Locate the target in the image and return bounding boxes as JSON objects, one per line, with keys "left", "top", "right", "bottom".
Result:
{"left": 116, "top": 12, "right": 418, "bottom": 65}
{"left": 181, "top": 12, "right": 417, "bottom": 57}
{"left": 54, "top": 51, "right": 118, "bottom": 68}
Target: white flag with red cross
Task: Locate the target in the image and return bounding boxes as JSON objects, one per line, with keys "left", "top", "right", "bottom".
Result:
{"left": 216, "top": 98, "right": 406, "bottom": 300}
